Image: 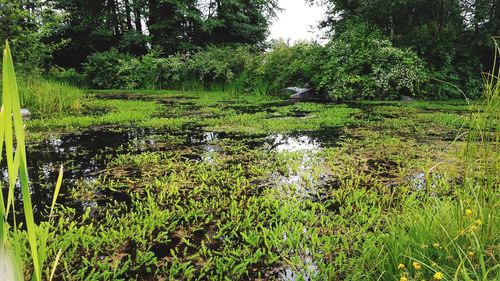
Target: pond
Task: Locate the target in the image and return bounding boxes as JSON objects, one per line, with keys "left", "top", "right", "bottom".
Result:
{"left": 3, "top": 91, "right": 470, "bottom": 280}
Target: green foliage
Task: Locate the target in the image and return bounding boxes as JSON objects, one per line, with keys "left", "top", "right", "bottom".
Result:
{"left": 48, "top": 66, "right": 87, "bottom": 88}
{"left": 187, "top": 46, "right": 252, "bottom": 89}
{"left": 0, "top": 75, "right": 84, "bottom": 117}
{"left": 313, "top": 0, "right": 495, "bottom": 97}
{"left": 1, "top": 42, "right": 62, "bottom": 281}
{"left": 14, "top": 84, "right": 491, "bottom": 279}
{"left": 0, "top": 0, "right": 67, "bottom": 70}
{"left": 43, "top": 0, "right": 279, "bottom": 67}
{"left": 354, "top": 194, "right": 499, "bottom": 280}
{"left": 83, "top": 47, "right": 255, "bottom": 90}
{"left": 352, "top": 42, "right": 500, "bottom": 281}
{"left": 243, "top": 43, "right": 323, "bottom": 94}
{"left": 17, "top": 77, "right": 84, "bottom": 116}
{"left": 81, "top": 35, "right": 431, "bottom": 100}
{"left": 313, "top": 23, "right": 428, "bottom": 100}
{"left": 83, "top": 49, "right": 133, "bottom": 89}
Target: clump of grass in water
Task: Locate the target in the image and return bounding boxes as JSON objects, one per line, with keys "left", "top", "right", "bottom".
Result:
{"left": 0, "top": 42, "right": 63, "bottom": 280}
{"left": 18, "top": 77, "right": 84, "bottom": 116}
{"left": 352, "top": 41, "right": 500, "bottom": 281}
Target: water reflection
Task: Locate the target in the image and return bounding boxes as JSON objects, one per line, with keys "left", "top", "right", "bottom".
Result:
{"left": 268, "top": 134, "right": 325, "bottom": 200}
{"left": 269, "top": 134, "right": 320, "bottom": 153}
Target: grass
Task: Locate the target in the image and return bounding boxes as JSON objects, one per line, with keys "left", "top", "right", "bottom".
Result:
{"left": 0, "top": 76, "right": 85, "bottom": 117}
{"left": 18, "top": 78, "right": 84, "bottom": 116}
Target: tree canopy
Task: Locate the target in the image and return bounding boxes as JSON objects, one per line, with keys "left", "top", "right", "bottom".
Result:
{"left": 309, "top": 0, "right": 499, "bottom": 93}
{"left": 1, "top": 0, "right": 279, "bottom": 68}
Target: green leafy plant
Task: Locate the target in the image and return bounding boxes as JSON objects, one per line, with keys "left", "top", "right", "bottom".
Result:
{"left": 352, "top": 40, "right": 500, "bottom": 281}
{"left": 313, "top": 22, "right": 428, "bottom": 101}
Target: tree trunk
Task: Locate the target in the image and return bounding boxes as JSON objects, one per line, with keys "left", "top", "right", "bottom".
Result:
{"left": 107, "top": 0, "right": 120, "bottom": 35}
{"left": 133, "top": 0, "right": 143, "bottom": 32}
{"left": 389, "top": 1, "right": 394, "bottom": 41}
{"left": 124, "top": 0, "right": 133, "bottom": 30}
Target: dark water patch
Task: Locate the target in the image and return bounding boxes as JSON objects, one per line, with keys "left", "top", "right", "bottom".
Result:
{"left": 262, "top": 250, "right": 318, "bottom": 281}
{"left": 82, "top": 105, "right": 110, "bottom": 116}
{"left": 4, "top": 117, "right": 344, "bottom": 223}
{"left": 158, "top": 99, "right": 198, "bottom": 107}
{"left": 92, "top": 92, "right": 154, "bottom": 101}
{"left": 225, "top": 101, "right": 290, "bottom": 115}
{"left": 1, "top": 128, "right": 166, "bottom": 223}
{"left": 151, "top": 236, "right": 181, "bottom": 260}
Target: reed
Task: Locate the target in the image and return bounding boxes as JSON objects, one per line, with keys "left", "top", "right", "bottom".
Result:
{"left": 0, "top": 42, "right": 63, "bottom": 281}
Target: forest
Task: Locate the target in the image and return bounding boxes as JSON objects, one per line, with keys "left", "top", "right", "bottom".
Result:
{"left": 0, "top": 0, "right": 499, "bottom": 280}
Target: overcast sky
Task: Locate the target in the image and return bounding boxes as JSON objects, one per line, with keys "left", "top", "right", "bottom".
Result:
{"left": 269, "top": 0, "right": 326, "bottom": 43}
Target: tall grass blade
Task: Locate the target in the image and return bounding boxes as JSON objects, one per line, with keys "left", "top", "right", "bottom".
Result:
{"left": 3, "top": 41, "right": 42, "bottom": 281}
{"left": 50, "top": 165, "right": 64, "bottom": 217}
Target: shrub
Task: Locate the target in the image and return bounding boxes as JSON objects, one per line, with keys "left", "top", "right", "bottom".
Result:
{"left": 162, "top": 47, "right": 252, "bottom": 90}
{"left": 242, "top": 43, "right": 323, "bottom": 95}
{"left": 82, "top": 47, "right": 254, "bottom": 91}
{"left": 83, "top": 49, "right": 133, "bottom": 89}
{"left": 314, "top": 23, "right": 429, "bottom": 100}
{"left": 156, "top": 54, "right": 189, "bottom": 89}
{"left": 48, "top": 66, "right": 86, "bottom": 88}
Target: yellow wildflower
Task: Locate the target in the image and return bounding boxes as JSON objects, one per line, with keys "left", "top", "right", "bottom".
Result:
{"left": 475, "top": 219, "right": 482, "bottom": 225}
{"left": 467, "top": 251, "right": 475, "bottom": 258}
{"left": 400, "top": 277, "right": 408, "bottom": 281}
{"left": 469, "top": 225, "right": 479, "bottom": 233}
{"left": 398, "top": 263, "right": 406, "bottom": 270}
{"left": 433, "top": 243, "right": 441, "bottom": 249}
{"left": 413, "top": 261, "right": 422, "bottom": 270}
{"left": 465, "top": 209, "right": 473, "bottom": 217}
{"left": 433, "top": 271, "right": 443, "bottom": 280}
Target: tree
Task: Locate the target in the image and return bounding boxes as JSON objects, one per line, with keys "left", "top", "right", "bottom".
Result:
{"left": 309, "top": 0, "right": 498, "bottom": 95}
{"left": 147, "top": 0, "right": 202, "bottom": 53}
{"left": 0, "top": 0, "right": 65, "bottom": 70}
{"left": 201, "top": 0, "right": 280, "bottom": 46}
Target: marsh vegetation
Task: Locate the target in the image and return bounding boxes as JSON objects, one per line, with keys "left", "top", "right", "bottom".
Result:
{"left": 1, "top": 76, "right": 498, "bottom": 280}
{"left": 1, "top": 0, "right": 499, "bottom": 280}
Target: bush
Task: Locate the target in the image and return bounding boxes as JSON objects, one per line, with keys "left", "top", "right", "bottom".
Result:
{"left": 83, "top": 49, "right": 133, "bottom": 89}
{"left": 186, "top": 46, "right": 252, "bottom": 90}
{"left": 243, "top": 43, "right": 323, "bottom": 95}
{"left": 48, "top": 66, "right": 86, "bottom": 88}
{"left": 313, "top": 23, "right": 429, "bottom": 100}
{"left": 83, "top": 47, "right": 254, "bottom": 91}
{"left": 154, "top": 46, "right": 253, "bottom": 91}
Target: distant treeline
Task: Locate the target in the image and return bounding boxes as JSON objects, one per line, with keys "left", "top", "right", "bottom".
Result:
{"left": 1, "top": 0, "right": 499, "bottom": 99}
{"left": 1, "top": 0, "right": 279, "bottom": 68}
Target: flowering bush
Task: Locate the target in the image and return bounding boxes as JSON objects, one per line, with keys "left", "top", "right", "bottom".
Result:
{"left": 313, "top": 23, "right": 429, "bottom": 100}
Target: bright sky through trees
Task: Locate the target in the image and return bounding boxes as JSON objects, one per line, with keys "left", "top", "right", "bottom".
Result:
{"left": 269, "top": 0, "right": 326, "bottom": 43}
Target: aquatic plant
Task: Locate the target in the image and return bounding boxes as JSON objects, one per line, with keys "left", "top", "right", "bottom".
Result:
{"left": 18, "top": 77, "right": 84, "bottom": 116}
